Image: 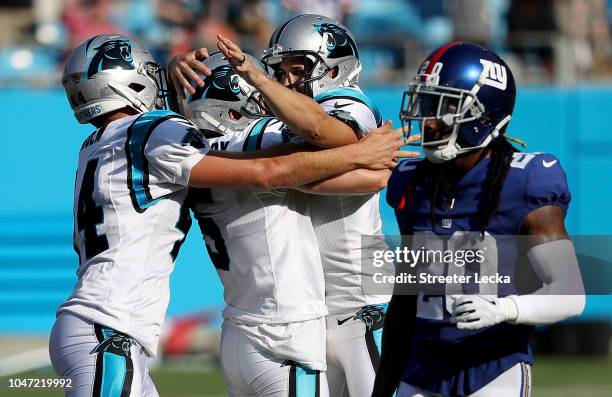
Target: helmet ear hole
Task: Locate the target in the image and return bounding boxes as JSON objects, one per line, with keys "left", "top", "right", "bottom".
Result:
{"left": 70, "top": 92, "right": 86, "bottom": 107}
{"left": 129, "top": 83, "right": 145, "bottom": 92}
{"left": 228, "top": 109, "right": 242, "bottom": 121}
{"left": 330, "top": 66, "right": 339, "bottom": 79}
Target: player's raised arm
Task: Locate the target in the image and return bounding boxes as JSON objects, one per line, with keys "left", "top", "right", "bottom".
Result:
{"left": 216, "top": 34, "right": 358, "bottom": 148}
{"left": 189, "top": 122, "right": 412, "bottom": 189}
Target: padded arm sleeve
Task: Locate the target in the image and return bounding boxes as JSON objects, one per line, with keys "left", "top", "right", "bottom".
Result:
{"left": 507, "top": 239, "right": 585, "bottom": 325}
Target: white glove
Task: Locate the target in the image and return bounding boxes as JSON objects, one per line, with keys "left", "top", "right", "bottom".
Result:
{"left": 450, "top": 295, "right": 518, "bottom": 330}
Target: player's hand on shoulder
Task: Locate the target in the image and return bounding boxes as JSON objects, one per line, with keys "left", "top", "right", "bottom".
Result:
{"left": 168, "top": 48, "right": 212, "bottom": 99}
{"left": 355, "top": 121, "right": 420, "bottom": 170}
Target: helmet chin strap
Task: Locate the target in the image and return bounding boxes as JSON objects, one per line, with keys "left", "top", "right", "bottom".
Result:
{"left": 424, "top": 115, "right": 512, "bottom": 163}
{"left": 200, "top": 111, "right": 230, "bottom": 135}
{"left": 108, "top": 81, "right": 150, "bottom": 113}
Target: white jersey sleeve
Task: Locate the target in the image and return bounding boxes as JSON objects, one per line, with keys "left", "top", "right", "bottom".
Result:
{"left": 144, "top": 116, "right": 210, "bottom": 186}
{"left": 122, "top": 111, "right": 210, "bottom": 212}
{"left": 313, "top": 85, "right": 383, "bottom": 138}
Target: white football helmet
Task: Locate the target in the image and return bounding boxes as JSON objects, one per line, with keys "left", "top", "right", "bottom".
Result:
{"left": 262, "top": 14, "right": 361, "bottom": 97}
{"left": 62, "top": 34, "right": 168, "bottom": 124}
{"left": 180, "top": 51, "right": 267, "bottom": 136}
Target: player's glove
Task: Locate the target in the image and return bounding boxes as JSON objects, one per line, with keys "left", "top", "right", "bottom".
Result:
{"left": 450, "top": 295, "right": 518, "bottom": 330}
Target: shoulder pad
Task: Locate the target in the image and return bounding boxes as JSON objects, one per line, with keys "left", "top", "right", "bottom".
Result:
{"left": 132, "top": 110, "right": 196, "bottom": 133}
{"left": 144, "top": 109, "right": 190, "bottom": 122}
{"left": 520, "top": 152, "right": 571, "bottom": 213}
{"left": 314, "top": 87, "right": 383, "bottom": 126}
{"left": 241, "top": 116, "right": 277, "bottom": 152}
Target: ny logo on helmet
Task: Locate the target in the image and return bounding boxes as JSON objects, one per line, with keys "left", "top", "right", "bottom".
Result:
{"left": 85, "top": 39, "right": 135, "bottom": 79}
{"left": 313, "top": 23, "right": 358, "bottom": 59}
{"left": 479, "top": 59, "right": 507, "bottom": 90}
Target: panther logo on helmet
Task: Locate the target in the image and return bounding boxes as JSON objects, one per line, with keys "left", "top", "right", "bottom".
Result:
{"left": 85, "top": 39, "right": 135, "bottom": 79}
{"left": 313, "top": 23, "right": 358, "bottom": 59}
{"left": 189, "top": 65, "right": 241, "bottom": 103}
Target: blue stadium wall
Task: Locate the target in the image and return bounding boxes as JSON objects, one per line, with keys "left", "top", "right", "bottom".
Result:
{"left": 1, "top": 86, "right": 610, "bottom": 333}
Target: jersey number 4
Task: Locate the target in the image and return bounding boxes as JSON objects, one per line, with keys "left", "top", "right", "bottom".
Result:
{"left": 76, "top": 158, "right": 109, "bottom": 262}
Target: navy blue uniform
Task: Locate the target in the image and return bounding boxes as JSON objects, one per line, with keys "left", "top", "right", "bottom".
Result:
{"left": 386, "top": 152, "right": 571, "bottom": 396}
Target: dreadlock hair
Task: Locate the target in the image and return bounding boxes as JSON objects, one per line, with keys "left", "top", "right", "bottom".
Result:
{"left": 407, "top": 136, "right": 519, "bottom": 234}
{"left": 479, "top": 136, "right": 518, "bottom": 233}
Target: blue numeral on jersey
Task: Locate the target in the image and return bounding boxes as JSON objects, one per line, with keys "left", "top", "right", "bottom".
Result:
{"left": 76, "top": 158, "right": 109, "bottom": 262}
{"left": 198, "top": 217, "right": 230, "bottom": 271}
{"left": 191, "top": 188, "right": 230, "bottom": 271}
{"left": 170, "top": 205, "right": 192, "bottom": 262}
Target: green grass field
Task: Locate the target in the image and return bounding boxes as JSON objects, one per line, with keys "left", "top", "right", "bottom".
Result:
{"left": 1, "top": 357, "right": 610, "bottom": 396}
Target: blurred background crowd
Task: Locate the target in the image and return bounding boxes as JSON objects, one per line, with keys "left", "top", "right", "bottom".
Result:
{"left": 1, "top": 0, "right": 612, "bottom": 87}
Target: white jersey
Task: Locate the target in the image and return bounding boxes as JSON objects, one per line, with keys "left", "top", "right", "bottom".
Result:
{"left": 58, "top": 110, "right": 210, "bottom": 356}
{"left": 189, "top": 117, "right": 327, "bottom": 369}
{"left": 311, "top": 86, "right": 394, "bottom": 315}
{"left": 188, "top": 117, "right": 326, "bottom": 324}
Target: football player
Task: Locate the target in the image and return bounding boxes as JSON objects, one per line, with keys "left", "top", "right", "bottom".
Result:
{"left": 180, "top": 49, "right": 418, "bottom": 397}
{"left": 374, "top": 42, "right": 585, "bottom": 397}
{"left": 48, "top": 34, "right": 412, "bottom": 397}
{"left": 171, "top": 15, "right": 398, "bottom": 397}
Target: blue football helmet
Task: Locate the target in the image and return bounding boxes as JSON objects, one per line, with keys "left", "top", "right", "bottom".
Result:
{"left": 400, "top": 42, "right": 516, "bottom": 163}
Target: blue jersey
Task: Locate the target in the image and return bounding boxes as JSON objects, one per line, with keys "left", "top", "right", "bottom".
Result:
{"left": 387, "top": 152, "right": 571, "bottom": 396}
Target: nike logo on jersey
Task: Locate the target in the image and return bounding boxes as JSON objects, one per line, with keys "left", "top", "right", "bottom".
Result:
{"left": 543, "top": 160, "right": 557, "bottom": 168}
{"left": 337, "top": 316, "right": 354, "bottom": 325}
{"left": 333, "top": 102, "right": 351, "bottom": 109}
